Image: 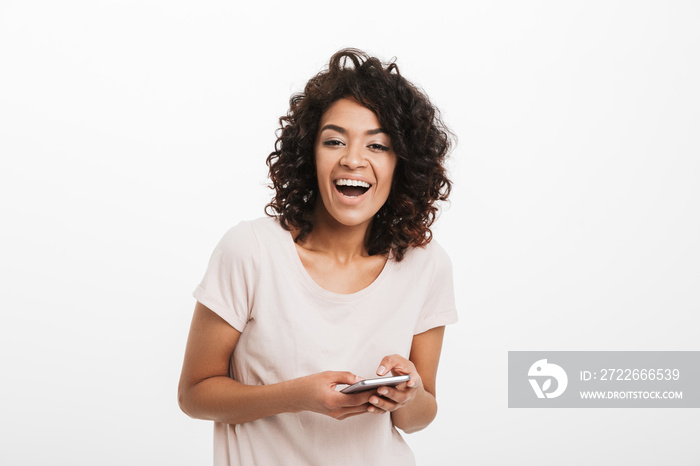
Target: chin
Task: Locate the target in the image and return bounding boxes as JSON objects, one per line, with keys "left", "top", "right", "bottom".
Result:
{"left": 329, "top": 212, "right": 373, "bottom": 228}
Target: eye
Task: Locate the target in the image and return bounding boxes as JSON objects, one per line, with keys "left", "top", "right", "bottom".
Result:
{"left": 368, "top": 143, "right": 390, "bottom": 152}
{"left": 323, "top": 140, "right": 344, "bottom": 147}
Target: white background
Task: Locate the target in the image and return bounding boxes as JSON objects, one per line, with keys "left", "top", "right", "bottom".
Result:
{"left": 1, "top": 1, "right": 698, "bottom": 465}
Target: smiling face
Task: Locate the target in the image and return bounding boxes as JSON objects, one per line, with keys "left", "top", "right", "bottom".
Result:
{"left": 313, "top": 97, "right": 398, "bottom": 230}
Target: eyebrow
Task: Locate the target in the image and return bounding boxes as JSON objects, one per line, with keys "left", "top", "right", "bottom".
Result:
{"left": 320, "top": 124, "right": 387, "bottom": 135}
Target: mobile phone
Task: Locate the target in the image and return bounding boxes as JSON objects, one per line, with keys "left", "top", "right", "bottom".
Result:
{"left": 340, "top": 375, "right": 411, "bottom": 394}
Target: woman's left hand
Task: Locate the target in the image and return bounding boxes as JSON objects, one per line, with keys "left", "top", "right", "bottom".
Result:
{"left": 367, "top": 354, "right": 422, "bottom": 414}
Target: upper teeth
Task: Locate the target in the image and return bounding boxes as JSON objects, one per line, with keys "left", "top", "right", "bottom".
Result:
{"left": 335, "top": 179, "right": 370, "bottom": 188}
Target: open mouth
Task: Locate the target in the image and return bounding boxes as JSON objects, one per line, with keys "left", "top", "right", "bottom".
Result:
{"left": 334, "top": 179, "right": 371, "bottom": 198}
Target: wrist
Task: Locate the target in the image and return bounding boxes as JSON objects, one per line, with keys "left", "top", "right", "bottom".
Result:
{"left": 281, "top": 376, "right": 309, "bottom": 414}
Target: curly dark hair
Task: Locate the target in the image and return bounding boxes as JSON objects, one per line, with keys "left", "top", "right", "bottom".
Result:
{"left": 265, "top": 48, "right": 453, "bottom": 261}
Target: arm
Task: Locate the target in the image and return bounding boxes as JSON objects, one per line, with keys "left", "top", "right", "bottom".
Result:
{"left": 366, "top": 326, "right": 446, "bottom": 433}
{"left": 178, "top": 302, "right": 375, "bottom": 424}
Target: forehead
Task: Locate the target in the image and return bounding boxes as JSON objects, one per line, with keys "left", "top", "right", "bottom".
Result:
{"left": 319, "top": 97, "right": 382, "bottom": 130}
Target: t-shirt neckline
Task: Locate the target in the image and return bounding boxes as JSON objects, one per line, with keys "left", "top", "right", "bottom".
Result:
{"left": 278, "top": 220, "right": 395, "bottom": 302}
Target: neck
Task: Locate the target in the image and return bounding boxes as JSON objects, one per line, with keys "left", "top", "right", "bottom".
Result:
{"left": 296, "top": 202, "right": 372, "bottom": 262}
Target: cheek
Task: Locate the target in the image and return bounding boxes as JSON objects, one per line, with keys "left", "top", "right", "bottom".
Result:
{"left": 382, "top": 158, "right": 398, "bottom": 191}
{"left": 378, "top": 171, "right": 396, "bottom": 201}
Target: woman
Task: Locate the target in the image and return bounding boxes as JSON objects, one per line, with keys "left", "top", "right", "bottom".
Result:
{"left": 178, "top": 49, "right": 457, "bottom": 465}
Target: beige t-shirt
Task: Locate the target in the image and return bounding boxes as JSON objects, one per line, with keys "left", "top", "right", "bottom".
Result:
{"left": 193, "top": 217, "right": 458, "bottom": 465}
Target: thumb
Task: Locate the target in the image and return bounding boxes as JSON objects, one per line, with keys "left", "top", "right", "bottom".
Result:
{"left": 331, "top": 371, "right": 363, "bottom": 385}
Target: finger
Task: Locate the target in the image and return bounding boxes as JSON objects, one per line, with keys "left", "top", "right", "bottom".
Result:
{"left": 376, "top": 385, "right": 413, "bottom": 404}
{"left": 336, "top": 391, "right": 374, "bottom": 408}
{"left": 367, "top": 405, "right": 384, "bottom": 414}
{"left": 369, "top": 394, "right": 400, "bottom": 413}
{"left": 376, "top": 354, "right": 412, "bottom": 377}
{"left": 330, "top": 371, "right": 363, "bottom": 385}
{"left": 337, "top": 404, "right": 373, "bottom": 420}
{"left": 376, "top": 356, "right": 421, "bottom": 389}
{"left": 390, "top": 377, "right": 420, "bottom": 390}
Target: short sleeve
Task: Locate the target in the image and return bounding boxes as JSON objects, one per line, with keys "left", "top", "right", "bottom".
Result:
{"left": 192, "top": 221, "right": 260, "bottom": 332}
{"left": 414, "top": 241, "right": 459, "bottom": 335}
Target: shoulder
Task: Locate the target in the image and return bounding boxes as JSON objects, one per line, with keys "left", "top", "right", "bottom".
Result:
{"left": 216, "top": 219, "right": 257, "bottom": 252}
{"left": 212, "top": 217, "right": 268, "bottom": 259}
{"left": 213, "top": 216, "right": 283, "bottom": 260}
{"left": 398, "top": 238, "right": 453, "bottom": 273}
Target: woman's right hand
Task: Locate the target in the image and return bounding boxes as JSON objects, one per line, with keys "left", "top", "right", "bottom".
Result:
{"left": 294, "top": 371, "right": 374, "bottom": 420}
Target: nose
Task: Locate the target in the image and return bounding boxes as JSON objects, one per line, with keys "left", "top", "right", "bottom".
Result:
{"left": 340, "top": 143, "right": 367, "bottom": 169}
